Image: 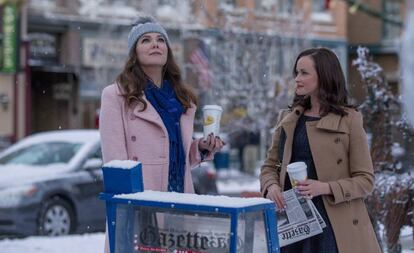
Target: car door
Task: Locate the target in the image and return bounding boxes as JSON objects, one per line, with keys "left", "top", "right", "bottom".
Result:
{"left": 71, "top": 145, "right": 106, "bottom": 231}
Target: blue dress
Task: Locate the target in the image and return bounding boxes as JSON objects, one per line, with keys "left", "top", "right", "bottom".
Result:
{"left": 282, "top": 115, "right": 339, "bottom": 253}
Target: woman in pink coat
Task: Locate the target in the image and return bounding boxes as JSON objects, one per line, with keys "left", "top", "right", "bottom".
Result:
{"left": 100, "top": 16, "right": 224, "bottom": 252}
{"left": 100, "top": 16, "right": 224, "bottom": 192}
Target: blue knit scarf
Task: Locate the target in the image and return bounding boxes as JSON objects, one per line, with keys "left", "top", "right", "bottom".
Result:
{"left": 144, "top": 79, "right": 186, "bottom": 192}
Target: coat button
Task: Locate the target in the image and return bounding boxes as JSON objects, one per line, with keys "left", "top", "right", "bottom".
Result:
{"left": 345, "top": 192, "right": 351, "bottom": 198}
{"left": 132, "top": 156, "right": 138, "bottom": 161}
{"left": 337, "top": 158, "right": 343, "bottom": 164}
{"left": 295, "top": 110, "right": 300, "bottom": 116}
{"left": 334, "top": 137, "right": 341, "bottom": 143}
{"left": 131, "top": 136, "right": 136, "bottom": 141}
{"left": 353, "top": 219, "right": 358, "bottom": 225}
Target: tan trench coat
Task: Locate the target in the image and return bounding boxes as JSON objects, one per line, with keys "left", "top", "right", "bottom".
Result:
{"left": 260, "top": 106, "right": 381, "bottom": 253}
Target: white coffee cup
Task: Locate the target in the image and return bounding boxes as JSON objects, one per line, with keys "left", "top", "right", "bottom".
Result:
{"left": 202, "top": 105, "right": 223, "bottom": 139}
{"left": 286, "top": 161, "right": 307, "bottom": 187}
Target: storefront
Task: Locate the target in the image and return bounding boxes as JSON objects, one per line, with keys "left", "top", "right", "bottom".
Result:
{"left": 79, "top": 31, "right": 128, "bottom": 129}
{"left": 27, "top": 31, "right": 80, "bottom": 132}
{"left": 0, "top": 2, "right": 22, "bottom": 148}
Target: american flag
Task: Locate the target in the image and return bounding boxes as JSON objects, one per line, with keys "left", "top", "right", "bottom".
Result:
{"left": 190, "top": 45, "right": 212, "bottom": 91}
{"left": 325, "top": 0, "right": 331, "bottom": 9}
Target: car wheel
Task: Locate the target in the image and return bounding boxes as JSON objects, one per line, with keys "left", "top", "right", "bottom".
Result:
{"left": 38, "top": 197, "right": 75, "bottom": 236}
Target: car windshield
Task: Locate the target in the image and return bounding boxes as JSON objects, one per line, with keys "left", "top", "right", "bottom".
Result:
{"left": 0, "top": 142, "right": 82, "bottom": 165}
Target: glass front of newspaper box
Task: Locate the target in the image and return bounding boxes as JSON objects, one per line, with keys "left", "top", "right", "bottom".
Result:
{"left": 114, "top": 204, "right": 268, "bottom": 253}
{"left": 237, "top": 211, "right": 268, "bottom": 252}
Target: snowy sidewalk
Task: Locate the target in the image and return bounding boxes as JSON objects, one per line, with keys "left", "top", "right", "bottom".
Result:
{"left": 398, "top": 226, "right": 414, "bottom": 253}
{"left": 0, "top": 229, "right": 412, "bottom": 253}
{"left": 0, "top": 233, "right": 104, "bottom": 253}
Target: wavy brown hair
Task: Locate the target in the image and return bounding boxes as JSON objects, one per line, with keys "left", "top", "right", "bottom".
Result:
{"left": 116, "top": 44, "right": 198, "bottom": 112}
{"left": 291, "top": 47, "right": 354, "bottom": 116}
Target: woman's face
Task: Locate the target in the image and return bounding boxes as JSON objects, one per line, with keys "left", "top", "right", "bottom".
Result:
{"left": 295, "top": 56, "right": 319, "bottom": 97}
{"left": 135, "top": 32, "right": 168, "bottom": 68}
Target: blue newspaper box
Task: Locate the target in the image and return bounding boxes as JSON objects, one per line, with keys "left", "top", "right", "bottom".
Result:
{"left": 214, "top": 152, "right": 230, "bottom": 170}
{"left": 100, "top": 160, "right": 279, "bottom": 253}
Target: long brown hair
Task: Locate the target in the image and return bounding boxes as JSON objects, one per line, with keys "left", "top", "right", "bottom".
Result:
{"left": 116, "top": 43, "right": 198, "bottom": 112}
{"left": 291, "top": 47, "right": 354, "bottom": 116}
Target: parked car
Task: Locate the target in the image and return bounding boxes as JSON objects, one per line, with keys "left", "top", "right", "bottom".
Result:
{"left": 0, "top": 130, "right": 218, "bottom": 237}
{"left": 0, "top": 130, "right": 104, "bottom": 237}
{"left": 191, "top": 161, "right": 218, "bottom": 195}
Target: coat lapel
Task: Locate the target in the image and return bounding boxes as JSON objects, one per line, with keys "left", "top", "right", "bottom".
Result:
{"left": 131, "top": 98, "right": 196, "bottom": 153}
{"left": 279, "top": 106, "right": 304, "bottom": 188}
{"left": 278, "top": 105, "right": 350, "bottom": 187}
{"left": 316, "top": 112, "right": 349, "bottom": 133}
{"left": 132, "top": 97, "right": 166, "bottom": 129}
{"left": 114, "top": 83, "right": 167, "bottom": 130}
{"left": 180, "top": 105, "right": 196, "bottom": 153}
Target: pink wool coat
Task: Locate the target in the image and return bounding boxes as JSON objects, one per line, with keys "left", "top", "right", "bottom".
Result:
{"left": 99, "top": 83, "right": 208, "bottom": 193}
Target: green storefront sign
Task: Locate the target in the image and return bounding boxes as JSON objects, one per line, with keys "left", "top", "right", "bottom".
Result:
{"left": 0, "top": 3, "right": 17, "bottom": 73}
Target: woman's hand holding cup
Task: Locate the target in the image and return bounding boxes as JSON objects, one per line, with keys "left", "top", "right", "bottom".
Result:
{"left": 198, "top": 133, "right": 225, "bottom": 154}
{"left": 296, "top": 179, "right": 332, "bottom": 199}
{"left": 199, "top": 105, "right": 225, "bottom": 154}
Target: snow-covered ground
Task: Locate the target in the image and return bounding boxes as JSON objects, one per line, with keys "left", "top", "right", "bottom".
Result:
{"left": 0, "top": 233, "right": 105, "bottom": 253}
{"left": 216, "top": 168, "right": 260, "bottom": 196}
{"left": 379, "top": 226, "right": 414, "bottom": 253}
{"left": 400, "top": 226, "right": 414, "bottom": 253}
{"left": 0, "top": 228, "right": 412, "bottom": 253}
{"left": 1, "top": 167, "right": 412, "bottom": 253}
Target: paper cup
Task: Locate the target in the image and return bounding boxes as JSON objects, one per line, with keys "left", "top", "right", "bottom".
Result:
{"left": 202, "top": 105, "right": 223, "bottom": 139}
{"left": 286, "top": 161, "right": 307, "bottom": 187}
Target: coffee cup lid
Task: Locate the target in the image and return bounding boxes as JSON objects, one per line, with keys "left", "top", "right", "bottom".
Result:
{"left": 203, "top": 105, "right": 223, "bottom": 111}
{"left": 287, "top": 161, "right": 307, "bottom": 172}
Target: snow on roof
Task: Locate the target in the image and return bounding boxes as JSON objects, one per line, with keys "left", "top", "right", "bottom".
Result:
{"left": 31, "top": 129, "right": 99, "bottom": 142}
{"left": 21, "top": 130, "right": 100, "bottom": 144}
{"left": 115, "top": 190, "right": 272, "bottom": 208}
{"left": 103, "top": 160, "right": 140, "bottom": 169}
{"left": 0, "top": 130, "right": 100, "bottom": 161}
{"left": 3, "top": 129, "right": 98, "bottom": 150}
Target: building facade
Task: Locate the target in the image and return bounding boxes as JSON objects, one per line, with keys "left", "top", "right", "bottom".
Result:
{"left": 1, "top": 0, "right": 407, "bottom": 163}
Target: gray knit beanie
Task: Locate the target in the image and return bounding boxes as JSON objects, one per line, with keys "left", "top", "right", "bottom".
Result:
{"left": 127, "top": 16, "right": 170, "bottom": 55}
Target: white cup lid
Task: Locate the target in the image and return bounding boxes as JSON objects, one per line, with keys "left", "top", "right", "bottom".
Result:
{"left": 287, "top": 161, "right": 307, "bottom": 172}
{"left": 203, "top": 105, "right": 223, "bottom": 111}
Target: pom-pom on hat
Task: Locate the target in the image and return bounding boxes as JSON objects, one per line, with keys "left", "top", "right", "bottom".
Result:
{"left": 127, "top": 16, "right": 170, "bottom": 55}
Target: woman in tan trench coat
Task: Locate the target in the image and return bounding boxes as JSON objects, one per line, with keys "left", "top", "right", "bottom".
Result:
{"left": 260, "top": 48, "right": 381, "bottom": 253}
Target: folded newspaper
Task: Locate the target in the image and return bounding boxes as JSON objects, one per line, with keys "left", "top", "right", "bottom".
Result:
{"left": 276, "top": 189, "right": 326, "bottom": 247}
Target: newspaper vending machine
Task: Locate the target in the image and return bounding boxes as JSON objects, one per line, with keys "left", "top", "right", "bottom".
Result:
{"left": 100, "top": 160, "right": 280, "bottom": 253}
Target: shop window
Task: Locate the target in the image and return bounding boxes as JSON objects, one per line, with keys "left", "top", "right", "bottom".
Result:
{"left": 28, "top": 33, "right": 59, "bottom": 65}
{"left": 158, "top": 0, "right": 177, "bottom": 6}
{"left": 255, "top": 0, "right": 277, "bottom": 13}
{"left": 277, "top": 0, "right": 293, "bottom": 14}
{"left": 220, "top": 0, "right": 237, "bottom": 10}
{"left": 312, "top": 0, "right": 329, "bottom": 13}
{"left": 311, "top": 0, "right": 332, "bottom": 23}
{"left": 382, "top": 1, "right": 402, "bottom": 41}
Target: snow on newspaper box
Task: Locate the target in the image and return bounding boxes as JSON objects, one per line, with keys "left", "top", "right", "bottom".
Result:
{"left": 100, "top": 160, "right": 280, "bottom": 253}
